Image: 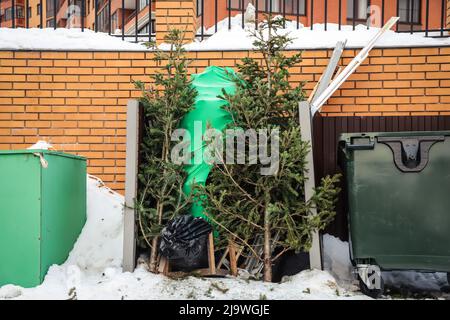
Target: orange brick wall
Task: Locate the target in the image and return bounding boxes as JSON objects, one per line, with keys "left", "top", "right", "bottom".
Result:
{"left": 155, "top": 0, "right": 197, "bottom": 43}
{"left": 1, "top": 47, "right": 450, "bottom": 193}
{"left": 447, "top": 0, "right": 450, "bottom": 29}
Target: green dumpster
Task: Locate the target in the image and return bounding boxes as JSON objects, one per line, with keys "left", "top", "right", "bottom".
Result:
{"left": 339, "top": 131, "right": 450, "bottom": 297}
{"left": 0, "top": 150, "right": 86, "bottom": 288}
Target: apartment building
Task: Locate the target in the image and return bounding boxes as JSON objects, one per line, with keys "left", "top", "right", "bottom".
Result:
{"left": 0, "top": 0, "right": 155, "bottom": 35}
{"left": 199, "top": 0, "right": 449, "bottom": 31}
{"left": 1, "top": 0, "right": 449, "bottom": 36}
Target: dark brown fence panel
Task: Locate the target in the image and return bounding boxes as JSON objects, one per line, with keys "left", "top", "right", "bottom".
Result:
{"left": 313, "top": 115, "right": 450, "bottom": 241}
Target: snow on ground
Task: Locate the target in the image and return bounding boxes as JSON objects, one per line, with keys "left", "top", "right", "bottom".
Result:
{"left": 0, "top": 142, "right": 446, "bottom": 299}
{"left": 0, "top": 173, "right": 366, "bottom": 300}
{"left": 0, "top": 173, "right": 446, "bottom": 299}
{"left": 0, "top": 28, "right": 148, "bottom": 51}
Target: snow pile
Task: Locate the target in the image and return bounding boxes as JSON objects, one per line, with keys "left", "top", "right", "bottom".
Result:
{"left": 323, "top": 234, "right": 356, "bottom": 287}
{"left": 0, "top": 173, "right": 365, "bottom": 300}
{"left": 64, "top": 175, "right": 124, "bottom": 273}
{"left": 27, "top": 140, "right": 54, "bottom": 150}
{"left": 0, "top": 176, "right": 446, "bottom": 299}
{"left": 0, "top": 28, "right": 148, "bottom": 51}
{"left": 0, "top": 268, "right": 366, "bottom": 300}
{"left": 0, "top": 162, "right": 445, "bottom": 299}
{"left": 185, "top": 15, "right": 450, "bottom": 50}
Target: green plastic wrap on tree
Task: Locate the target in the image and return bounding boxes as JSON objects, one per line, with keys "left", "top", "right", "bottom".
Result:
{"left": 179, "top": 66, "right": 237, "bottom": 221}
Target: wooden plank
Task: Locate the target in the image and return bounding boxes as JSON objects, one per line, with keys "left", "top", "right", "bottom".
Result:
{"left": 228, "top": 241, "right": 238, "bottom": 277}
{"left": 386, "top": 116, "right": 393, "bottom": 132}
{"left": 299, "top": 101, "right": 322, "bottom": 270}
{"left": 216, "top": 248, "right": 229, "bottom": 270}
{"left": 438, "top": 116, "right": 445, "bottom": 130}
{"left": 310, "top": 40, "right": 346, "bottom": 105}
{"left": 123, "top": 99, "right": 140, "bottom": 272}
{"left": 207, "top": 233, "right": 216, "bottom": 275}
{"left": 311, "top": 18, "right": 399, "bottom": 115}
{"left": 392, "top": 117, "right": 399, "bottom": 132}
{"left": 312, "top": 115, "right": 324, "bottom": 184}
{"left": 158, "top": 256, "right": 169, "bottom": 275}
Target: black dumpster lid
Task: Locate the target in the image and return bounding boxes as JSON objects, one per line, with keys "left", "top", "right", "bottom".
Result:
{"left": 339, "top": 130, "right": 450, "bottom": 143}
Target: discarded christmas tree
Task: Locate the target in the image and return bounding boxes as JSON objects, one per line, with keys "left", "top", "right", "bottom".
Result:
{"left": 198, "top": 16, "right": 340, "bottom": 282}
{"left": 134, "top": 29, "right": 197, "bottom": 273}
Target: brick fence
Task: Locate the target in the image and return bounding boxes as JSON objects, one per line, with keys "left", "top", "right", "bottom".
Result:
{"left": 1, "top": 46, "right": 449, "bottom": 193}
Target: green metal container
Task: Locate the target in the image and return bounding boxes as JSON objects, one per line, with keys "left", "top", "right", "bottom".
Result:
{"left": 0, "top": 150, "right": 86, "bottom": 288}
{"left": 339, "top": 131, "right": 450, "bottom": 274}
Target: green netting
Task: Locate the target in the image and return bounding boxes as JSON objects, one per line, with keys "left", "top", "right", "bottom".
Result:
{"left": 179, "top": 66, "right": 237, "bottom": 220}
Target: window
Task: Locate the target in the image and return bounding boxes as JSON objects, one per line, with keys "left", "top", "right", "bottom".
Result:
{"left": 37, "top": 4, "right": 41, "bottom": 16}
{"left": 87, "top": 0, "right": 90, "bottom": 14}
{"left": 1, "top": 6, "right": 24, "bottom": 20}
{"left": 347, "top": 0, "right": 368, "bottom": 20}
{"left": 196, "top": 0, "right": 203, "bottom": 17}
{"left": 228, "top": 0, "right": 306, "bottom": 16}
{"left": 111, "top": 11, "right": 118, "bottom": 31}
{"left": 97, "top": 3, "right": 110, "bottom": 33}
{"left": 46, "top": 0, "right": 54, "bottom": 17}
{"left": 16, "top": 6, "right": 24, "bottom": 18}
{"left": 46, "top": 19, "right": 54, "bottom": 27}
{"left": 398, "top": 0, "right": 420, "bottom": 24}
{"left": 139, "top": 0, "right": 149, "bottom": 11}
{"left": 139, "top": 23, "right": 149, "bottom": 34}
{"left": 4, "top": 8, "right": 12, "bottom": 21}
{"left": 28, "top": 6, "right": 32, "bottom": 18}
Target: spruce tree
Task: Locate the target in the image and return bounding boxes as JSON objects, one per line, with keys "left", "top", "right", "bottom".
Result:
{"left": 199, "top": 16, "right": 340, "bottom": 282}
{"left": 134, "top": 30, "right": 197, "bottom": 273}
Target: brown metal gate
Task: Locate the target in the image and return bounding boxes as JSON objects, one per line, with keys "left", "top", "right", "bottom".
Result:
{"left": 312, "top": 115, "right": 450, "bottom": 240}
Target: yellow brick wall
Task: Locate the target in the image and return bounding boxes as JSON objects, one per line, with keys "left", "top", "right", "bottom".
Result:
{"left": 447, "top": 0, "right": 450, "bottom": 29}
{"left": 155, "top": 0, "right": 197, "bottom": 43}
{"left": 1, "top": 47, "right": 450, "bottom": 193}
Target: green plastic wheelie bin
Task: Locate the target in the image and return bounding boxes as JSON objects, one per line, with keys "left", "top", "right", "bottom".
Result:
{"left": 339, "top": 131, "right": 450, "bottom": 297}
{"left": 0, "top": 150, "right": 86, "bottom": 288}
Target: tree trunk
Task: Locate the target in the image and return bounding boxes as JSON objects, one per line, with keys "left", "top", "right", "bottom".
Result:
{"left": 149, "top": 236, "right": 159, "bottom": 273}
{"left": 263, "top": 193, "right": 272, "bottom": 282}
{"left": 149, "top": 190, "right": 165, "bottom": 273}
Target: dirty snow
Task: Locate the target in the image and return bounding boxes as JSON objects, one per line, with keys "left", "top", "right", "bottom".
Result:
{"left": 323, "top": 234, "right": 449, "bottom": 294}
{"left": 0, "top": 173, "right": 447, "bottom": 299}
{"left": 0, "top": 173, "right": 366, "bottom": 300}
{"left": 0, "top": 28, "right": 148, "bottom": 51}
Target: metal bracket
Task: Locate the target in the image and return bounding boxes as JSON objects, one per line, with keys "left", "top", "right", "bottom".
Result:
{"left": 378, "top": 136, "right": 444, "bottom": 172}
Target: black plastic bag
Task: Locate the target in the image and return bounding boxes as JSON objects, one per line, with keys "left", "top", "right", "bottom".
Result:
{"left": 159, "top": 215, "right": 212, "bottom": 271}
